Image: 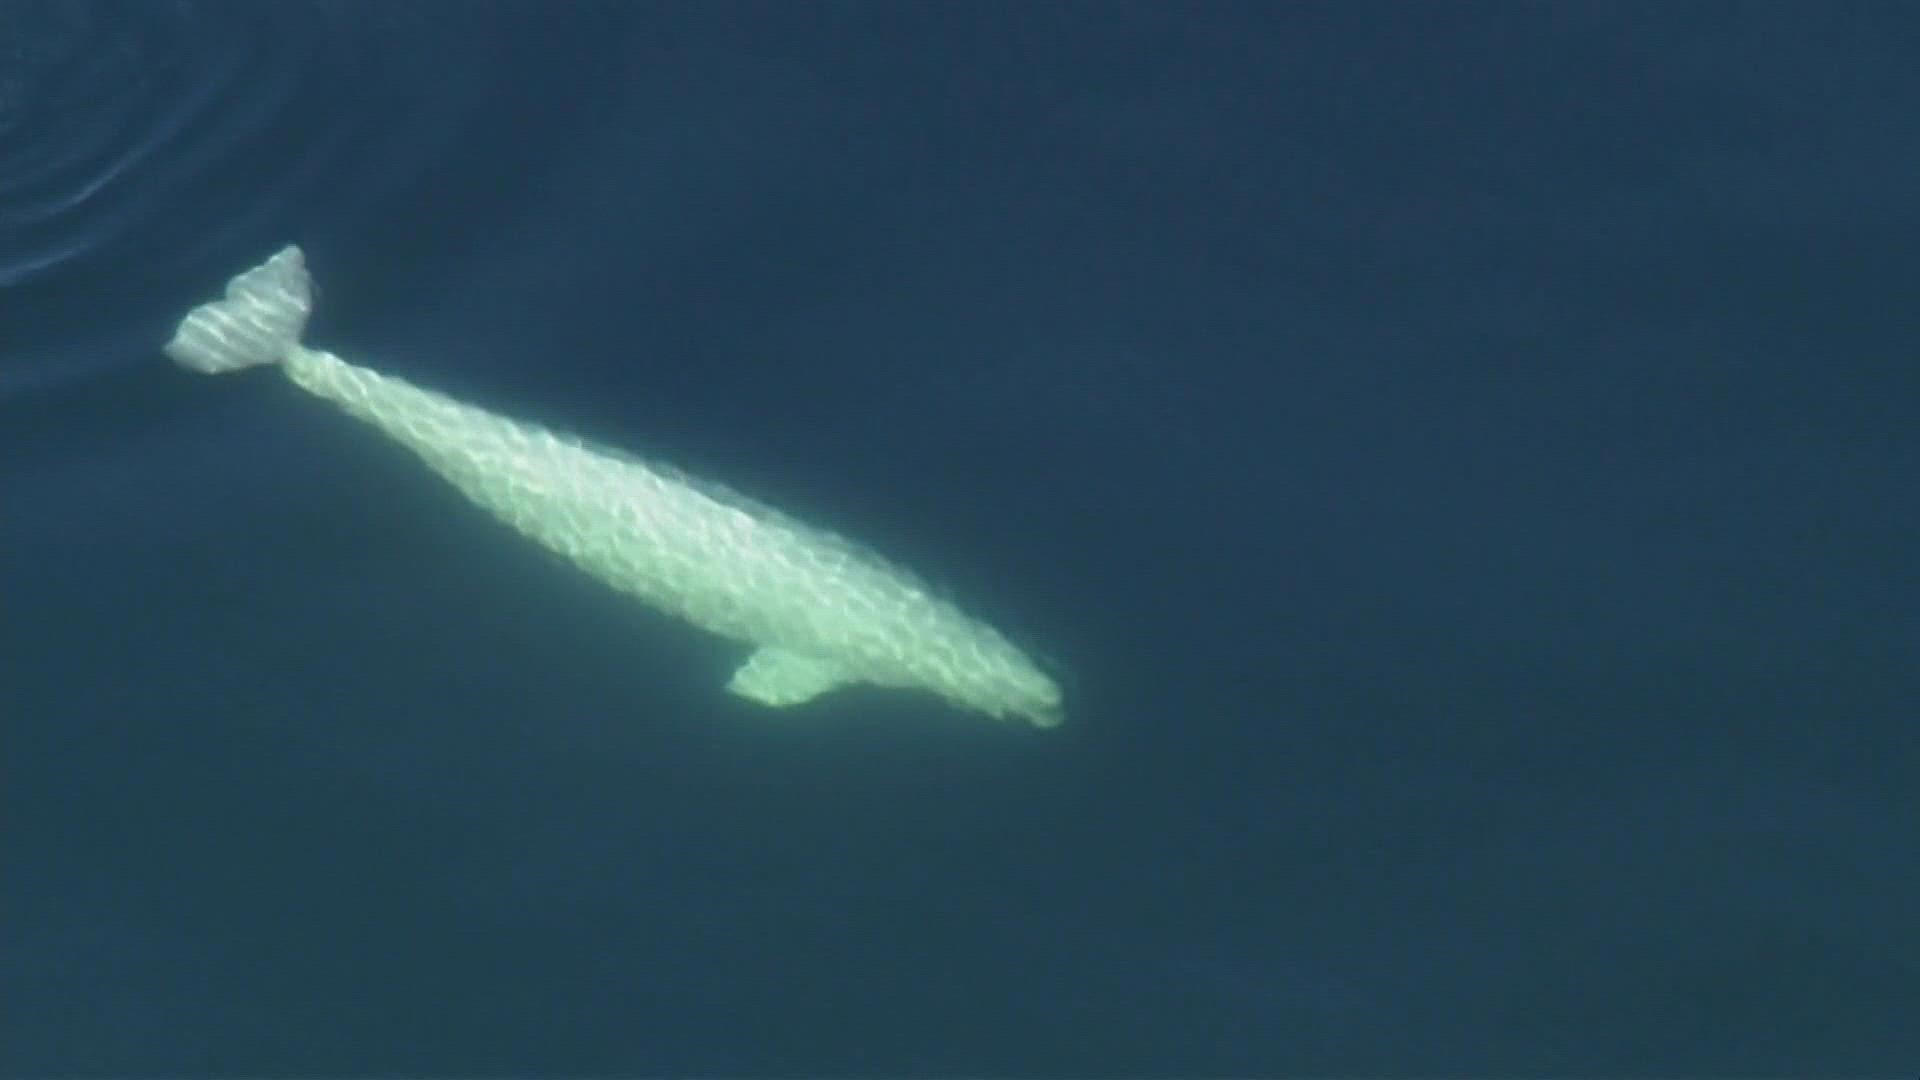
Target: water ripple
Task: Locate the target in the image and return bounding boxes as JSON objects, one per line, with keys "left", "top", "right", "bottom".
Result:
{"left": 0, "top": 1, "right": 509, "bottom": 395}
{"left": 1, "top": 3, "right": 287, "bottom": 286}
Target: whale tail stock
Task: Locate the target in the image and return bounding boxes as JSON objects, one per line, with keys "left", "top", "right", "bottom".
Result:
{"left": 165, "top": 245, "right": 314, "bottom": 374}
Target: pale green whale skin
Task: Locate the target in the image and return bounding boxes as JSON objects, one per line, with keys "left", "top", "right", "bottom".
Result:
{"left": 166, "top": 246, "right": 1062, "bottom": 728}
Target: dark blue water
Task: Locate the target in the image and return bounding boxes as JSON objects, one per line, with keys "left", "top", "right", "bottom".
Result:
{"left": 5, "top": 2, "right": 1916, "bottom": 1074}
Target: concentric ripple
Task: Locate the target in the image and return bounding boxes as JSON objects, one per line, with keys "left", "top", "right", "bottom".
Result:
{"left": 0, "top": 2, "right": 506, "bottom": 395}
{"left": 3, "top": 3, "right": 299, "bottom": 288}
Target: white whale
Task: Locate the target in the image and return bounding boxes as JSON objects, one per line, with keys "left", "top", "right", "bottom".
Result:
{"left": 166, "top": 246, "right": 1063, "bottom": 728}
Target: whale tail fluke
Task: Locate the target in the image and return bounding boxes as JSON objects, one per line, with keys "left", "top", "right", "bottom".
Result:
{"left": 165, "top": 245, "right": 313, "bottom": 374}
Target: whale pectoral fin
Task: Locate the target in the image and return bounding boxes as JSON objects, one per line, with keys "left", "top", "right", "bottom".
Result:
{"left": 726, "top": 647, "right": 850, "bottom": 708}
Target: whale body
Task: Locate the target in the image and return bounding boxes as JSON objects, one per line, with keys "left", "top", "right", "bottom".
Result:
{"left": 166, "top": 246, "right": 1062, "bottom": 728}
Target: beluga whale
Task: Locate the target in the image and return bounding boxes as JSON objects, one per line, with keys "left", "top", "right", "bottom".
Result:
{"left": 166, "top": 246, "right": 1063, "bottom": 728}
